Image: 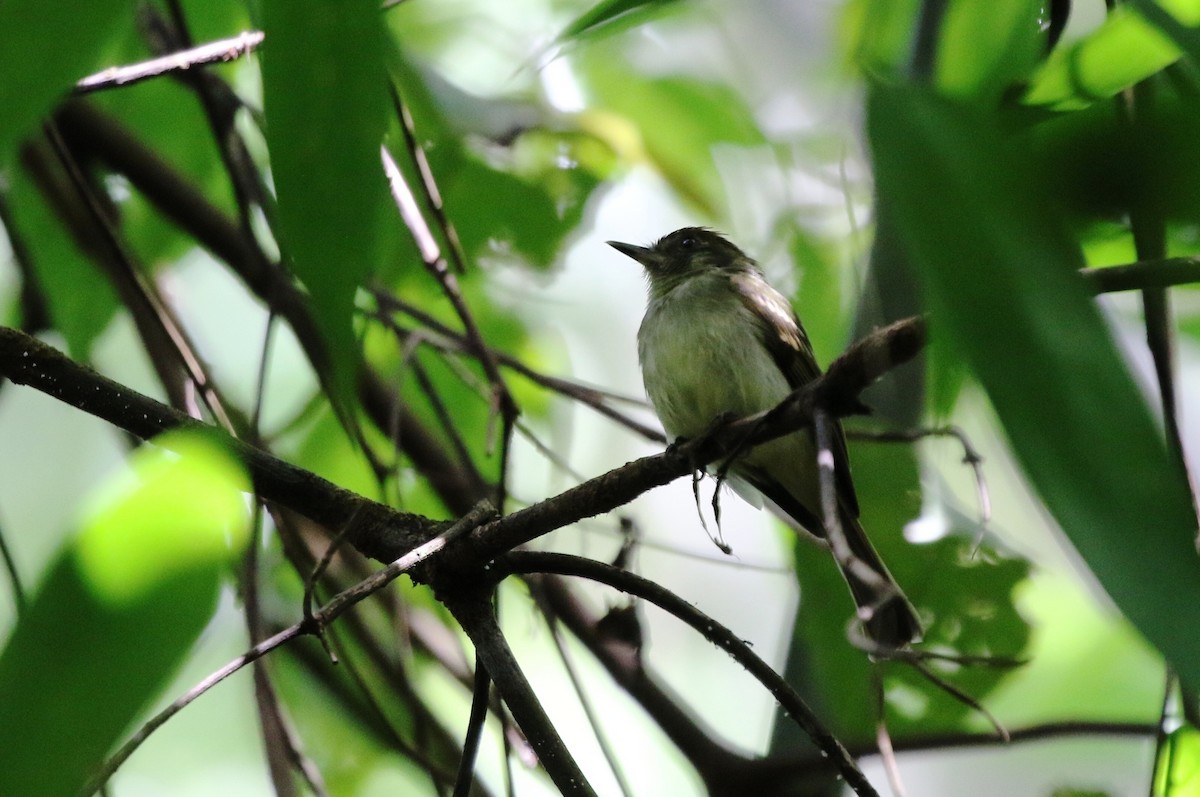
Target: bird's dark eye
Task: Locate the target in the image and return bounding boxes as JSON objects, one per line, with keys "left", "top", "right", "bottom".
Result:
{"left": 679, "top": 237, "right": 696, "bottom": 249}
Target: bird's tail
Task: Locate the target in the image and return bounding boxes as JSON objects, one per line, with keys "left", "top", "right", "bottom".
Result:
{"left": 836, "top": 508, "right": 922, "bottom": 649}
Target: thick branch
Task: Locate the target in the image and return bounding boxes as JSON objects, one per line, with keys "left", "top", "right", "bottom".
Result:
{"left": 0, "top": 318, "right": 924, "bottom": 568}
{"left": 0, "top": 326, "right": 438, "bottom": 547}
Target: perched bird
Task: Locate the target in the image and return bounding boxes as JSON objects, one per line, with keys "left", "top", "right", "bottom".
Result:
{"left": 608, "top": 227, "right": 921, "bottom": 648}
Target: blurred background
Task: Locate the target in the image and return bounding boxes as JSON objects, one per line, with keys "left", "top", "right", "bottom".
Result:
{"left": 2, "top": 0, "right": 1198, "bottom": 795}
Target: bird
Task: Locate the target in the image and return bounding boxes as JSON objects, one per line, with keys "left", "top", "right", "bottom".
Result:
{"left": 608, "top": 227, "right": 921, "bottom": 648}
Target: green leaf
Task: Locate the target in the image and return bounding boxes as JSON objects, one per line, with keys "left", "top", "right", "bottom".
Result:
{"left": 261, "top": 0, "right": 392, "bottom": 404}
{"left": 556, "top": 0, "right": 685, "bottom": 44}
{"left": 937, "top": 0, "right": 1046, "bottom": 100}
{"left": 1155, "top": 726, "right": 1200, "bottom": 796}
{"left": 1024, "top": 4, "right": 1185, "bottom": 108}
{"left": 1131, "top": 0, "right": 1200, "bottom": 65}
{"left": 841, "top": 0, "right": 922, "bottom": 76}
{"left": 0, "top": 429, "right": 249, "bottom": 797}
{"left": 76, "top": 430, "right": 251, "bottom": 602}
{"left": 1032, "top": 99, "right": 1200, "bottom": 223}
{"left": 0, "top": 0, "right": 135, "bottom": 162}
{"left": 868, "top": 83, "right": 1200, "bottom": 687}
{"left": 440, "top": 130, "right": 610, "bottom": 269}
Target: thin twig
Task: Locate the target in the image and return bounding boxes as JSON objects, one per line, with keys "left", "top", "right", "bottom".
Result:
{"left": 42, "top": 121, "right": 237, "bottom": 431}
{"left": 379, "top": 146, "right": 518, "bottom": 482}
{"left": 1149, "top": 669, "right": 1177, "bottom": 797}
{"left": 872, "top": 672, "right": 907, "bottom": 797}
{"left": 303, "top": 505, "right": 367, "bottom": 663}
{"left": 317, "top": 501, "right": 495, "bottom": 623}
{"left": 814, "top": 410, "right": 889, "bottom": 593}
{"left": 409, "top": 355, "right": 484, "bottom": 488}
{"left": 1122, "top": 77, "right": 1198, "bottom": 533}
{"left": 911, "top": 659, "right": 1009, "bottom": 742}
{"left": 371, "top": 292, "right": 649, "bottom": 408}
{"left": 849, "top": 424, "right": 991, "bottom": 527}
{"left": 85, "top": 622, "right": 308, "bottom": 794}
{"left": 452, "top": 657, "right": 493, "bottom": 797}
{"left": 0, "top": 515, "right": 25, "bottom": 616}
{"left": 378, "top": 149, "right": 513, "bottom": 408}
{"left": 371, "top": 303, "right": 661, "bottom": 477}
{"left": 75, "top": 30, "right": 264, "bottom": 94}
{"left": 390, "top": 86, "right": 469, "bottom": 275}
{"left": 1081, "top": 257, "right": 1200, "bottom": 293}
{"left": 542, "top": 613, "right": 635, "bottom": 797}
{"left": 319, "top": 623, "right": 466, "bottom": 794}
{"left": 910, "top": 0, "right": 951, "bottom": 79}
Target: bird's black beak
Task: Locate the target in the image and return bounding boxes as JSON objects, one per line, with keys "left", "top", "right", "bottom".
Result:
{"left": 607, "top": 240, "right": 663, "bottom": 270}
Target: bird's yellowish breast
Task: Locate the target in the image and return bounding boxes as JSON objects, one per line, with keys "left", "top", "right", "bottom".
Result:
{"left": 637, "top": 273, "right": 792, "bottom": 441}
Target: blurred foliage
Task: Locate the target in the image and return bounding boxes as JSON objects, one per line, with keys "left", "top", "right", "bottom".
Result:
{"left": 0, "top": 0, "right": 1198, "bottom": 795}
{"left": 1156, "top": 726, "right": 1200, "bottom": 797}
{"left": 0, "top": 430, "right": 245, "bottom": 797}
{"left": 870, "top": 83, "right": 1200, "bottom": 685}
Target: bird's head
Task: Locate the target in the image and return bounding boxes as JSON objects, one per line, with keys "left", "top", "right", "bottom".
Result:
{"left": 607, "top": 227, "right": 752, "bottom": 295}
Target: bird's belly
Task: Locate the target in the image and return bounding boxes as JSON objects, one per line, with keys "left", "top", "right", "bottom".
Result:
{"left": 639, "top": 310, "right": 791, "bottom": 440}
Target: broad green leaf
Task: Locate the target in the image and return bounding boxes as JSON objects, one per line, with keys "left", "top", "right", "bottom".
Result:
{"left": 868, "top": 84, "right": 1200, "bottom": 687}
{"left": 1155, "top": 726, "right": 1200, "bottom": 796}
{"left": 440, "top": 131, "right": 611, "bottom": 269}
{"left": 0, "top": 0, "right": 135, "bottom": 162}
{"left": 261, "top": 0, "right": 392, "bottom": 404}
{"left": 1032, "top": 99, "right": 1200, "bottom": 223}
{"left": 556, "top": 0, "right": 686, "bottom": 44}
{"left": 841, "top": 0, "right": 922, "bottom": 75}
{"left": 1024, "top": 3, "right": 1192, "bottom": 107}
{"left": 0, "top": 430, "right": 249, "bottom": 797}
{"left": 1132, "top": 0, "right": 1200, "bottom": 66}
{"left": 937, "top": 0, "right": 1046, "bottom": 100}
{"left": 76, "top": 430, "right": 251, "bottom": 602}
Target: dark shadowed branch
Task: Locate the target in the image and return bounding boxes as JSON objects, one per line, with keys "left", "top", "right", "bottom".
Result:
{"left": 498, "top": 551, "right": 881, "bottom": 797}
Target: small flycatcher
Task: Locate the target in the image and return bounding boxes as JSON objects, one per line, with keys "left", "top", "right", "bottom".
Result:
{"left": 609, "top": 227, "right": 921, "bottom": 647}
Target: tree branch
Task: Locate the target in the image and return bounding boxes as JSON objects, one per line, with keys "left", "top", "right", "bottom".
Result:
{"left": 457, "top": 316, "right": 927, "bottom": 562}
{"left": 499, "top": 552, "right": 880, "bottom": 797}
{"left": 0, "top": 326, "right": 440, "bottom": 548}
{"left": 0, "top": 317, "right": 924, "bottom": 794}
{"left": 74, "top": 30, "right": 264, "bottom": 94}
{"left": 1081, "top": 257, "right": 1200, "bottom": 293}
{"left": 446, "top": 590, "right": 598, "bottom": 797}
{"left": 0, "top": 316, "right": 925, "bottom": 568}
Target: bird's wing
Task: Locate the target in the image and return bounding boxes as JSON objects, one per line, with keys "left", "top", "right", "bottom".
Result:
{"left": 730, "top": 271, "right": 861, "bottom": 517}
